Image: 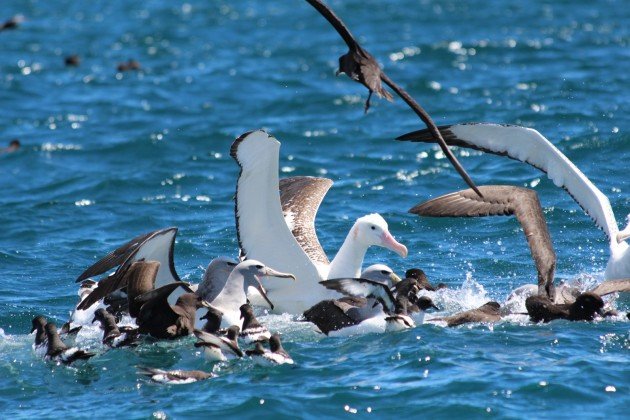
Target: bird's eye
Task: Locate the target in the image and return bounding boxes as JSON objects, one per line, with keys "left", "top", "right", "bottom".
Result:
{"left": 227, "top": 261, "right": 237, "bottom": 266}
{"left": 255, "top": 264, "right": 263, "bottom": 269}
{"left": 371, "top": 225, "right": 376, "bottom": 230}
{"left": 381, "top": 270, "right": 389, "bottom": 275}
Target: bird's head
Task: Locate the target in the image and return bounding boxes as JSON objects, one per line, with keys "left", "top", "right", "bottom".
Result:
{"left": 352, "top": 214, "right": 407, "bottom": 258}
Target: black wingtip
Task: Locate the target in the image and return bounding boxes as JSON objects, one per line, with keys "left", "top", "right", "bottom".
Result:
{"left": 395, "top": 130, "right": 424, "bottom": 141}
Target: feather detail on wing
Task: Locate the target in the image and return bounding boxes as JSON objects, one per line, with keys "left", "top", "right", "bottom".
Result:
{"left": 320, "top": 278, "right": 396, "bottom": 313}
{"left": 280, "top": 176, "right": 332, "bottom": 267}
{"left": 397, "top": 123, "right": 619, "bottom": 243}
{"left": 590, "top": 278, "right": 630, "bottom": 296}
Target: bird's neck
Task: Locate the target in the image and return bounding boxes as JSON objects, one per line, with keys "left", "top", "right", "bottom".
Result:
{"left": 328, "top": 228, "right": 367, "bottom": 279}
{"left": 212, "top": 273, "right": 246, "bottom": 309}
{"left": 46, "top": 333, "right": 67, "bottom": 355}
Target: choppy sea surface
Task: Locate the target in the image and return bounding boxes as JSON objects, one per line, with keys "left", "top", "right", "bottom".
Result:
{"left": 0, "top": 0, "right": 628, "bottom": 418}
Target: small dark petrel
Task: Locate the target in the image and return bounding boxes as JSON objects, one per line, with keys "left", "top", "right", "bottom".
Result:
{"left": 246, "top": 334, "right": 294, "bottom": 365}
{"left": 44, "top": 323, "right": 95, "bottom": 365}
{"left": 135, "top": 282, "right": 208, "bottom": 339}
{"left": 137, "top": 367, "right": 215, "bottom": 384}
{"left": 0, "top": 15, "right": 24, "bottom": 32}
{"left": 200, "top": 306, "right": 224, "bottom": 334}
{"left": 432, "top": 302, "right": 502, "bottom": 327}
{"left": 64, "top": 55, "right": 80, "bottom": 67}
{"left": 194, "top": 326, "right": 243, "bottom": 361}
{"left": 116, "top": 59, "right": 141, "bottom": 72}
{"left": 0, "top": 139, "right": 20, "bottom": 154}
{"left": 411, "top": 185, "right": 557, "bottom": 301}
{"left": 403, "top": 268, "right": 437, "bottom": 291}
{"left": 92, "top": 308, "right": 139, "bottom": 348}
{"left": 304, "top": 0, "right": 481, "bottom": 196}
{"left": 526, "top": 293, "right": 605, "bottom": 323}
{"left": 31, "top": 316, "right": 82, "bottom": 356}
{"left": 239, "top": 304, "right": 271, "bottom": 343}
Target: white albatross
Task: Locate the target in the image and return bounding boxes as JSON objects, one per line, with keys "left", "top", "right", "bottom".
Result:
{"left": 398, "top": 123, "right": 630, "bottom": 280}
{"left": 230, "top": 130, "right": 408, "bottom": 313}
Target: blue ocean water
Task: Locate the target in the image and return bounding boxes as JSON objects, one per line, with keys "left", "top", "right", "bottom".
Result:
{"left": 0, "top": 0, "right": 628, "bottom": 417}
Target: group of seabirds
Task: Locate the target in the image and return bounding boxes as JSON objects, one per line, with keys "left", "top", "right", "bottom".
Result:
{"left": 20, "top": 1, "right": 629, "bottom": 384}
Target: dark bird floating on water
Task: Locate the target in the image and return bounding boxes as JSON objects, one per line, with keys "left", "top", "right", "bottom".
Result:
{"left": 137, "top": 367, "right": 215, "bottom": 384}
{"left": 304, "top": 0, "right": 481, "bottom": 196}
{"left": 92, "top": 308, "right": 140, "bottom": 348}
{"left": 0, "top": 139, "right": 20, "bottom": 154}
{"left": 194, "top": 326, "right": 243, "bottom": 361}
{"left": 411, "top": 185, "right": 557, "bottom": 301}
{"left": 135, "top": 282, "right": 208, "bottom": 339}
{"left": 397, "top": 122, "right": 630, "bottom": 280}
{"left": 432, "top": 302, "right": 502, "bottom": 327}
{"left": 239, "top": 304, "right": 271, "bottom": 344}
{"left": 64, "top": 55, "right": 80, "bottom": 67}
{"left": 44, "top": 323, "right": 95, "bottom": 365}
{"left": 246, "top": 334, "right": 294, "bottom": 365}
{"left": 0, "top": 15, "right": 24, "bottom": 32}
{"left": 117, "top": 59, "right": 141, "bottom": 72}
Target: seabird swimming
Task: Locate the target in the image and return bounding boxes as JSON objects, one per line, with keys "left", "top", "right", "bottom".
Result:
{"left": 526, "top": 292, "right": 605, "bottom": 323}
{"left": 200, "top": 306, "right": 224, "bottom": 334}
{"left": 31, "top": 316, "right": 82, "bottom": 357}
{"left": 137, "top": 367, "right": 215, "bottom": 384}
{"left": 304, "top": 0, "right": 481, "bottom": 196}
{"left": 135, "top": 282, "right": 209, "bottom": 339}
{"left": 412, "top": 185, "right": 557, "bottom": 301}
{"left": 0, "top": 15, "right": 24, "bottom": 32}
{"left": 431, "top": 302, "right": 502, "bottom": 327}
{"left": 92, "top": 308, "right": 140, "bottom": 348}
{"left": 245, "top": 334, "right": 294, "bottom": 365}
{"left": 239, "top": 304, "right": 271, "bottom": 344}
{"left": 44, "top": 323, "right": 95, "bottom": 365}
{"left": 398, "top": 123, "right": 630, "bottom": 280}
{"left": 231, "top": 130, "right": 407, "bottom": 313}
{"left": 194, "top": 326, "right": 243, "bottom": 361}
{"left": 75, "top": 227, "right": 181, "bottom": 304}
{"left": 208, "top": 260, "right": 295, "bottom": 326}
{"left": 0, "top": 139, "right": 20, "bottom": 154}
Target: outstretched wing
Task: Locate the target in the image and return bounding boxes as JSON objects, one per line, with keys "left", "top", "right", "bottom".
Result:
{"left": 231, "top": 131, "right": 324, "bottom": 284}
{"left": 280, "top": 176, "right": 332, "bottom": 267}
{"left": 412, "top": 186, "right": 557, "bottom": 299}
{"left": 590, "top": 278, "right": 630, "bottom": 296}
{"left": 75, "top": 227, "right": 180, "bottom": 291}
{"left": 305, "top": 0, "right": 359, "bottom": 49}
{"left": 397, "top": 123, "right": 619, "bottom": 243}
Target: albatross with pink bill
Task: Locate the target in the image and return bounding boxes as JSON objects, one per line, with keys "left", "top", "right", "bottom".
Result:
{"left": 230, "top": 130, "right": 408, "bottom": 313}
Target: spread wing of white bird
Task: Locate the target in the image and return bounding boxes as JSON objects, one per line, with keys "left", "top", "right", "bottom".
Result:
{"left": 279, "top": 176, "right": 333, "bottom": 267}
{"left": 397, "top": 123, "right": 620, "bottom": 244}
{"left": 230, "top": 130, "right": 327, "bottom": 281}
{"left": 320, "top": 278, "right": 396, "bottom": 313}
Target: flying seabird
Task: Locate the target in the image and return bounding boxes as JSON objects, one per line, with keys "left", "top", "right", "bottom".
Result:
{"left": 137, "top": 367, "right": 215, "bottom": 384}
{"left": 231, "top": 130, "right": 407, "bottom": 313}
{"left": 245, "top": 334, "right": 294, "bottom": 365}
{"left": 411, "top": 185, "right": 557, "bottom": 301}
{"left": 92, "top": 308, "right": 140, "bottom": 348}
{"left": 431, "top": 302, "right": 502, "bottom": 327}
{"left": 75, "top": 227, "right": 181, "bottom": 304}
{"left": 239, "top": 304, "right": 271, "bottom": 344}
{"left": 194, "top": 326, "right": 243, "bottom": 361}
{"left": 398, "top": 123, "right": 630, "bottom": 280}
{"left": 44, "top": 323, "right": 95, "bottom": 365}
{"left": 304, "top": 0, "right": 480, "bottom": 196}
{"left": 135, "top": 282, "right": 209, "bottom": 339}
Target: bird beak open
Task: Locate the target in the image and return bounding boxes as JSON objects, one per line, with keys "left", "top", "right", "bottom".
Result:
{"left": 380, "top": 231, "right": 408, "bottom": 258}
{"left": 251, "top": 277, "right": 275, "bottom": 311}
{"left": 262, "top": 267, "right": 296, "bottom": 281}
